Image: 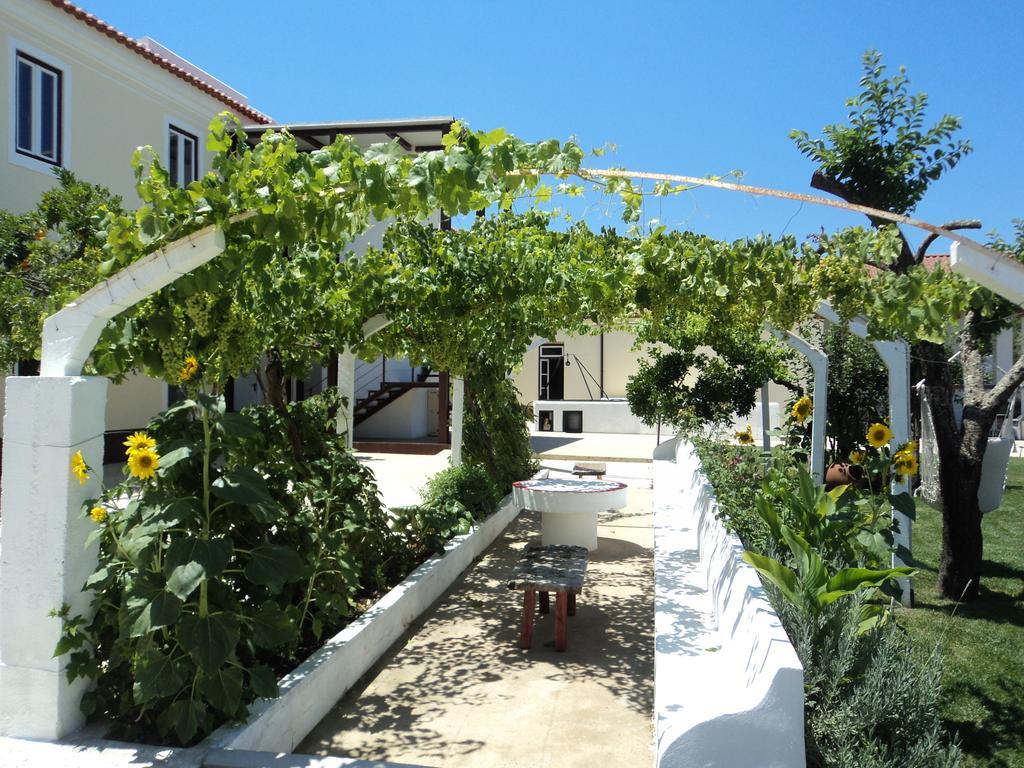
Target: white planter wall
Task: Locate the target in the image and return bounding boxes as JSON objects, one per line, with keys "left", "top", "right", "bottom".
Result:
{"left": 653, "top": 438, "right": 805, "bottom": 768}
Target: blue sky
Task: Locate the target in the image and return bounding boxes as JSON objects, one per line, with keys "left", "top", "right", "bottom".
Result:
{"left": 86, "top": 1, "right": 1022, "bottom": 249}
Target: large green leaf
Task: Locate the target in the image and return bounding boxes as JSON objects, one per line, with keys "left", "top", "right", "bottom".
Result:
{"left": 248, "top": 664, "right": 279, "bottom": 699}
{"left": 165, "top": 561, "right": 205, "bottom": 601}
{"left": 251, "top": 601, "right": 296, "bottom": 649}
{"left": 244, "top": 544, "right": 304, "bottom": 593}
{"left": 160, "top": 697, "right": 206, "bottom": 744}
{"left": 211, "top": 468, "right": 273, "bottom": 506}
{"left": 823, "top": 566, "right": 916, "bottom": 597}
{"left": 741, "top": 551, "right": 801, "bottom": 606}
{"left": 163, "top": 536, "right": 233, "bottom": 580}
{"left": 200, "top": 665, "right": 243, "bottom": 716}
{"left": 221, "top": 412, "right": 260, "bottom": 440}
{"left": 133, "top": 647, "right": 186, "bottom": 704}
{"left": 178, "top": 612, "right": 240, "bottom": 673}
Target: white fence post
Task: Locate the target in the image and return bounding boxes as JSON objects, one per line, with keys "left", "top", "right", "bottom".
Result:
{"left": 451, "top": 377, "right": 465, "bottom": 467}
{"left": 0, "top": 376, "right": 107, "bottom": 738}
{"left": 770, "top": 327, "right": 828, "bottom": 483}
{"left": 336, "top": 350, "right": 356, "bottom": 449}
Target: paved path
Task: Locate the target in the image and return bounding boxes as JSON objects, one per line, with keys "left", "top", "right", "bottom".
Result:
{"left": 300, "top": 468, "right": 654, "bottom": 768}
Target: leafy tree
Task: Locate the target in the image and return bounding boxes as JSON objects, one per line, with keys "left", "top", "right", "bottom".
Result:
{"left": 792, "top": 50, "right": 1021, "bottom": 600}
{"left": 0, "top": 169, "right": 124, "bottom": 370}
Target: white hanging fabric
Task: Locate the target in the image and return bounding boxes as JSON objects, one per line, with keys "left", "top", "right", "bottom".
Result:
{"left": 919, "top": 386, "right": 941, "bottom": 508}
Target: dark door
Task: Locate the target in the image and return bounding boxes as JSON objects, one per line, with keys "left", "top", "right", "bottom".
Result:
{"left": 539, "top": 344, "right": 564, "bottom": 400}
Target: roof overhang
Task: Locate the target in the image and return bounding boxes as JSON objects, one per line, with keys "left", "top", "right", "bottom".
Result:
{"left": 242, "top": 116, "right": 457, "bottom": 153}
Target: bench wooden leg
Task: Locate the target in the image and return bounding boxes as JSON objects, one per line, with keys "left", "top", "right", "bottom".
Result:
{"left": 568, "top": 593, "right": 576, "bottom": 617}
{"left": 539, "top": 591, "right": 550, "bottom": 614}
{"left": 555, "top": 592, "right": 568, "bottom": 651}
{"left": 520, "top": 589, "right": 536, "bottom": 649}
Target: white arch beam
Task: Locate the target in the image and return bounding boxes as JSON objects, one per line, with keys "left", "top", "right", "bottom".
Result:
{"left": 41, "top": 225, "right": 226, "bottom": 377}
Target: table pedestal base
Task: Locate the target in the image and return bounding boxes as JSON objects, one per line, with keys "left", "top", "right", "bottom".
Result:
{"left": 541, "top": 509, "right": 599, "bottom": 551}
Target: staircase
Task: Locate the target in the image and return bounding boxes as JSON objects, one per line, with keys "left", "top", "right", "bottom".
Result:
{"left": 354, "top": 382, "right": 418, "bottom": 426}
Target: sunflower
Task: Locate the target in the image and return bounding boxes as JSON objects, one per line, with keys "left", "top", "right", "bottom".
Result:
{"left": 791, "top": 396, "right": 813, "bottom": 423}
{"left": 127, "top": 448, "right": 160, "bottom": 480}
{"left": 866, "top": 422, "right": 893, "bottom": 449}
{"left": 70, "top": 450, "right": 89, "bottom": 485}
{"left": 849, "top": 450, "right": 865, "bottom": 465}
{"left": 90, "top": 506, "right": 108, "bottom": 523}
{"left": 736, "top": 425, "right": 755, "bottom": 445}
{"left": 123, "top": 431, "right": 156, "bottom": 455}
{"left": 894, "top": 452, "right": 919, "bottom": 478}
{"left": 179, "top": 355, "right": 199, "bottom": 383}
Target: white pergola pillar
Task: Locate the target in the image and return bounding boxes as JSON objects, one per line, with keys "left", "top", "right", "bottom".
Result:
{"left": 451, "top": 376, "right": 465, "bottom": 467}
{"left": 770, "top": 327, "right": 828, "bottom": 483}
{"left": 0, "top": 377, "right": 107, "bottom": 738}
{"left": 0, "top": 225, "right": 226, "bottom": 739}
{"left": 336, "top": 350, "right": 356, "bottom": 449}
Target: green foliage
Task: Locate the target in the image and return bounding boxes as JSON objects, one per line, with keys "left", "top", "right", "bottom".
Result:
{"left": 627, "top": 341, "right": 788, "bottom": 430}
{"left": 389, "top": 503, "right": 475, "bottom": 562}
{"left": 0, "top": 169, "right": 124, "bottom": 369}
{"left": 56, "top": 392, "right": 398, "bottom": 745}
{"left": 822, "top": 326, "right": 888, "bottom": 457}
{"left": 790, "top": 49, "right": 971, "bottom": 214}
{"left": 463, "top": 373, "right": 538, "bottom": 491}
{"left": 777, "top": 595, "right": 962, "bottom": 768}
{"left": 422, "top": 464, "right": 501, "bottom": 520}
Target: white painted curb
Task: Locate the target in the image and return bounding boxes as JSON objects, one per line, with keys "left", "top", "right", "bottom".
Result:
{"left": 653, "top": 438, "right": 805, "bottom": 768}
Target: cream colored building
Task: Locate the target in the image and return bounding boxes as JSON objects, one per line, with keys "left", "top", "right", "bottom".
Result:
{"left": 0, "top": 0, "right": 269, "bottom": 447}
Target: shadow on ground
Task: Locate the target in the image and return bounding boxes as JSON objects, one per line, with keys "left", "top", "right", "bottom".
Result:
{"left": 300, "top": 491, "right": 655, "bottom": 768}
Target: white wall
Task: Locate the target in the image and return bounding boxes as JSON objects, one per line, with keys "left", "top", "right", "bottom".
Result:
{"left": 354, "top": 387, "right": 429, "bottom": 440}
{"left": 0, "top": 1, "right": 260, "bottom": 441}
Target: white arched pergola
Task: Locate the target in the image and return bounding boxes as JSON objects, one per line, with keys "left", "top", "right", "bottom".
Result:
{"left": 761, "top": 303, "right": 913, "bottom": 605}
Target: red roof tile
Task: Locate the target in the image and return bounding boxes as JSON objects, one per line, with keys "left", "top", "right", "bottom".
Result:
{"left": 44, "top": 0, "right": 272, "bottom": 124}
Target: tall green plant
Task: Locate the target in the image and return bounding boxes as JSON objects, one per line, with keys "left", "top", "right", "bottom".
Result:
{"left": 55, "top": 393, "right": 392, "bottom": 745}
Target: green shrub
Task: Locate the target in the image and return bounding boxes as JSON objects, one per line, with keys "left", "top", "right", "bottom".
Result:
{"left": 389, "top": 503, "right": 475, "bottom": 563}
{"left": 776, "top": 594, "right": 962, "bottom": 768}
{"left": 422, "top": 463, "right": 502, "bottom": 520}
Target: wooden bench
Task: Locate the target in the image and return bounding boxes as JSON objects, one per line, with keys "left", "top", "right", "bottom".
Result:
{"left": 571, "top": 462, "right": 606, "bottom": 479}
{"left": 508, "top": 544, "right": 588, "bottom": 651}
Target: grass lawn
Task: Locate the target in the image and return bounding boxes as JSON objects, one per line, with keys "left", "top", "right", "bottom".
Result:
{"left": 898, "top": 457, "right": 1024, "bottom": 768}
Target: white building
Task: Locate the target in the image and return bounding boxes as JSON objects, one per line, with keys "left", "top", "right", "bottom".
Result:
{"left": 0, "top": 0, "right": 271, "bottom": 459}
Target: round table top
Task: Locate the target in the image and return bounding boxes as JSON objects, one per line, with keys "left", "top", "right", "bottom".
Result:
{"left": 513, "top": 478, "right": 627, "bottom": 494}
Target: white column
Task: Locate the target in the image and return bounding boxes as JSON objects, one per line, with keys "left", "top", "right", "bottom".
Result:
{"left": 0, "top": 375, "right": 107, "bottom": 739}
{"left": 451, "top": 377, "right": 465, "bottom": 467}
{"left": 877, "top": 339, "right": 913, "bottom": 586}
{"left": 336, "top": 350, "right": 356, "bottom": 449}
{"left": 994, "top": 327, "right": 1014, "bottom": 381}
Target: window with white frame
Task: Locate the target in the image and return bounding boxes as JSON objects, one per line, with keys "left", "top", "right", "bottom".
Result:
{"left": 15, "top": 51, "right": 63, "bottom": 166}
{"left": 167, "top": 124, "right": 198, "bottom": 187}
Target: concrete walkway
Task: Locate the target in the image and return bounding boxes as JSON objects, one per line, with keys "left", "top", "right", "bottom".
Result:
{"left": 300, "top": 465, "right": 655, "bottom": 768}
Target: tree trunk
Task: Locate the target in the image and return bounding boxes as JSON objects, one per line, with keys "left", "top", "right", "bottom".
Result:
{"left": 263, "top": 348, "right": 305, "bottom": 461}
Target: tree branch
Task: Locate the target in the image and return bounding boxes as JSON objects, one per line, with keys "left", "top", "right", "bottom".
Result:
{"left": 914, "top": 220, "right": 982, "bottom": 263}
{"left": 809, "top": 171, "right": 915, "bottom": 268}
{"left": 983, "top": 351, "right": 1024, "bottom": 413}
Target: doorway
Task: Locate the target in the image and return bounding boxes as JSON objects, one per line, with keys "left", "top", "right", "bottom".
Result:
{"left": 539, "top": 344, "right": 565, "bottom": 400}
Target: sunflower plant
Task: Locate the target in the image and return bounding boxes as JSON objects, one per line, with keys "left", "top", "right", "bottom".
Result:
{"left": 53, "top": 390, "right": 398, "bottom": 745}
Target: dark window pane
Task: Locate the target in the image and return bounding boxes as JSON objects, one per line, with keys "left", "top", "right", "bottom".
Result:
{"left": 17, "top": 60, "right": 33, "bottom": 152}
{"left": 169, "top": 133, "right": 179, "bottom": 187}
{"left": 183, "top": 136, "right": 194, "bottom": 185}
{"left": 40, "top": 71, "right": 55, "bottom": 159}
